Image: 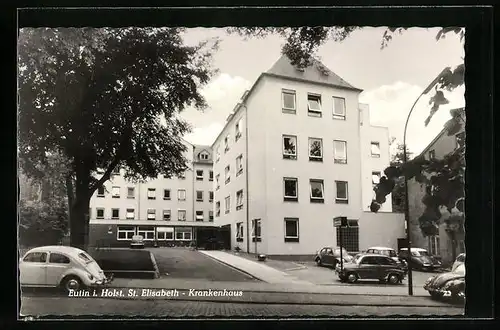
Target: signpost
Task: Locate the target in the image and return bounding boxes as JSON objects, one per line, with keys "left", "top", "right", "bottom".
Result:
{"left": 334, "top": 216, "right": 348, "bottom": 271}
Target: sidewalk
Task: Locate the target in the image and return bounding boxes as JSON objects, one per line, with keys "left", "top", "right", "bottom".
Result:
{"left": 199, "top": 250, "right": 314, "bottom": 285}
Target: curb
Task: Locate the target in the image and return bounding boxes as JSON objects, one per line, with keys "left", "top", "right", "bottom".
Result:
{"left": 149, "top": 251, "right": 160, "bottom": 279}
{"left": 198, "top": 251, "right": 267, "bottom": 282}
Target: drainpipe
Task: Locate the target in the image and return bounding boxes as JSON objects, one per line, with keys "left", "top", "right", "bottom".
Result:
{"left": 192, "top": 145, "right": 196, "bottom": 243}
{"left": 243, "top": 104, "right": 250, "bottom": 253}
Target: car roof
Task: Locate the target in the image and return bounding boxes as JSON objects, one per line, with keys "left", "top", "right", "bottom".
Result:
{"left": 359, "top": 253, "right": 391, "bottom": 258}
{"left": 24, "top": 245, "right": 87, "bottom": 256}
{"left": 368, "top": 246, "right": 395, "bottom": 251}
{"left": 400, "top": 248, "right": 427, "bottom": 252}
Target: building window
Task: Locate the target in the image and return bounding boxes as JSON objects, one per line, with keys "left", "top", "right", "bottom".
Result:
{"left": 308, "top": 138, "right": 323, "bottom": 161}
{"left": 216, "top": 146, "right": 220, "bottom": 162}
{"left": 335, "top": 181, "right": 349, "bottom": 204}
{"left": 177, "top": 189, "right": 186, "bottom": 201}
{"left": 336, "top": 220, "right": 359, "bottom": 252}
{"left": 97, "top": 186, "right": 105, "bottom": 197}
{"left": 251, "top": 219, "right": 262, "bottom": 242}
{"left": 117, "top": 226, "right": 136, "bottom": 240}
{"left": 126, "top": 208, "right": 135, "bottom": 219}
{"left": 127, "top": 187, "right": 135, "bottom": 199}
{"left": 196, "top": 210, "right": 204, "bottom": 222}
{"left": 215, "top": 201, "right": 220, "bottom": 217}
{"left": 428, "top": 149, "right": 436, "bottom": 160}
{"left": 215, "top": 174, "right": 220, "bottom": 190}
{"left": 199, "top": 152, "right": 209, "bottom": 161}
{"left": 209, "top": 170, "right": 214, "bottom": 181}
{"left": 209, "top": 191, "right": 214, "bottom": 202}
{"left": 112, "top": 186, "right": 120, "bottom": 198}
{"left": 196, "top": 190, "right": 203, "bottom": 202}
{"left": 96, "top": 208, "right": 105, "bottom": 219}
{"left": 147, "top": 209, "right": 156, "bottom": 220}
{"left": 371, "top": 142, "right": 381, "bottom": 157}
{"left": 162, "top": 209, "right": 171, "bottom": 221}
{"left": 209, "top": 211, "right": 214, "bottom": 222}
{"left": 224, "top": 196, "right": 231, "bottom": 214}
{"left": 309, "top": 179, "right": 324, "bottom": 203}
{"left": 282, "top": 89, "right": 296, "bottom": 114}
{"left": 372, "top": 172, "right": 381, "bottom": 188}
{"left": 111, "top": 208, "right": 120, "bottom": 219}
{"left": 235, "top": 117, "right": 243, "bottom": 141}
{"left": 334, "top": 140, "right": 347, "bottom": 164}
{"left": 157, "top": 227, "right": 174, "bottom": 241}
{"left": 175, "top": 227, "right": 192, "bottom": 241}
{"left": 283, "top": 177, "right": 298, "bottom": 202}
{"left": 224, "top": 134, "right": 230, "bottom": 153}
{"left": 137, "top": 226, "right": 155, "bottom": 241}
{"left": 163, "top": 189, "right": 171, "bottom": 200}
{"left": 428, "top": 235, "right": 440, "bottom": 255}
{"left": 332, "top": 96, "right": 346, "bottom": 120}
{"left": 178, "top": 210, "right": 186, "bottom": 221}
{"left": 147, "top": 188, "right": 156, "bottom": 200}
{"left": 196, "top": 170, "right": 204, "bottom": 181}
{"left": 225, "top": 165, "right": 231, "bottom": 184}
{"left": 284, "top": 218, "right": 299, "bottom": 242}
{"left": 236, "top": 222, "right": 244, "bottom": 242}
{"left": 307, "top": 93, "right": 322, "bottom": 117}
{"left": 236, "top": 190, "right": 244, "bottom": 210}
{"left": 236, "top": 155, "right": 243, "bottom": 176}
{"left": 282, "top": 135, "right": 297, "bottom": 160}
{"left": 456, "top": 131, "right": 465, "bottom": 149}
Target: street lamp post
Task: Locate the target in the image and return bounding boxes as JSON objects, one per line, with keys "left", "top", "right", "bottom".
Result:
{"left": 403, "top": 67, "right": 450, "bottom": 296}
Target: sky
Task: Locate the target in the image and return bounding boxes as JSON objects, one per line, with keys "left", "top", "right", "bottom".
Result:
{"left": 179, "top": 27, "right": 465, "bottom": 156}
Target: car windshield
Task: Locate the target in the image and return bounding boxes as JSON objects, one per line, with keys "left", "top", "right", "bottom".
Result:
{"left": 417, "top": 250, "right": 429, "bottom": 256}
{"left": 78, "top": 252, "right": 93, "bottom": 264}
{"left": 353, "top": 254, "right": 363, "bottom": 264}
{"left": 379, "top": 250, "right": 397, "bottom": 257}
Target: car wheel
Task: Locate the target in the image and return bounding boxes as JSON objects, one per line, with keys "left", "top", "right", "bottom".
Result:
{"left": 387, "top": 273, "right": 400, "bottom": 285}
{"left": 61, "top": 275, "right": 83, "bottom": 293}
{"left": 316, "top": 258, "right": 322, "bottom": 266}
{"left": 346, "top": 273, "right": 358, "bottom": 283}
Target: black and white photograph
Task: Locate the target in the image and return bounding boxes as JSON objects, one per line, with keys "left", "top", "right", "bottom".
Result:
{"left": 17, "top": 9, "right": 477, "bottom": 319}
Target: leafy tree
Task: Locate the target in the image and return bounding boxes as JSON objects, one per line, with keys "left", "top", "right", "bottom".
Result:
{"left": 18, "top": 27, "right": 219, "bottom": 250}
{"left": 390, "top": 143, "right": 413, "bottom": 213}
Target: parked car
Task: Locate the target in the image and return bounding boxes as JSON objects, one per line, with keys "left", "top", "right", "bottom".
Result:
{"left": 451, "top": 253, "right": 465, "bottom": 272}
{"left": 335, "top": 253, "right": 407, "bottom": 284}
{"left": 130, "top": 235, "right": 145, "bottom": 249}
{"left": 366, "top": 246, "right": 408, "bottom": 269}
{"left": 398, "top": 248, "right": 442, "bottom": 271}
{"left": 424, "top": 263, "right": 465, "bottom": 302}
{"left": 315, "top": 247, "right": 353, "bottom": 268}
{"left": 19, "top": 246, "right": 113, "bottom": 292}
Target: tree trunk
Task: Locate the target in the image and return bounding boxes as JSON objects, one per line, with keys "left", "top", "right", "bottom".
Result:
{"left": 450, "top": 231, "right": 457, "bottom": 263}
{"left": 70, "top": 200, "right": 89, "bottom": 251}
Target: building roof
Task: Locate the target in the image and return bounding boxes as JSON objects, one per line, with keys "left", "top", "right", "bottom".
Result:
{"left": 417, "top": 107, "right": 465, "bottom": 157}
{"left": 192, "top": 144, "right": 213, "bottom": 164}
{"left": 265, "top": 55, "right": 362, "bottom": 92}
{"left": 211, "top": 55, "right": 363, "bottom": 148}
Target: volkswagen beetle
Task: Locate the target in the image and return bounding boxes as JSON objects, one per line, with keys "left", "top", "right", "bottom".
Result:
{"left": 424, "top": 263, "right": 465, "bottom": 303}
{"left": 19, "top": 246, "right": 113, "bottom": 293}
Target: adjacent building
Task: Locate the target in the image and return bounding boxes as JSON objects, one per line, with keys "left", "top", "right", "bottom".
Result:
{"left": 212, "top": 55, "right": 404, "bottom": 257}
{"left": 88, "top": 140, "right": 218, "bottom": 248}
{"left": 407, "top": 108, "right": 465, "bottom": 266}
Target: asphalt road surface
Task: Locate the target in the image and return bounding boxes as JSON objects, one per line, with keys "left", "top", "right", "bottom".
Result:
{"left": 20, "top": 296, "right": 464, "bottom": 318}
{"left": 150, "top": 248, "right": 258, "bottom": 282}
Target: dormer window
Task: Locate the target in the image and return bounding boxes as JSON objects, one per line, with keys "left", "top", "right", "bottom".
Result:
{"left": 199, "top": 152, "right": 209, "bottom": 161}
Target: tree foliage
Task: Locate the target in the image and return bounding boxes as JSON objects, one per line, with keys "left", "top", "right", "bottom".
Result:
{"left": 18, "top": 27, "right": 219, "bottom": 249}
{"left": 228, "top": 26, "right": 464, "bottom": 128}
{"left": 389, "top": 143, "right": 413, "bottom": 213}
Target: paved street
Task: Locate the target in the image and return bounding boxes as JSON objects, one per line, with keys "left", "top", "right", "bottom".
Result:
{"left": 149, "top": 248, "right": 258, "bottom": 282}
{"left": 20, "top": 296, "right": 464, "bottom": 318}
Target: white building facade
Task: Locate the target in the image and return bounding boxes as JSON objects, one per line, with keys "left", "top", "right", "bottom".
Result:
{"left": 212, "top": 56, "right": 403, "bottom": 257}
{"left": 88, "top": 140, "right": 217, "bottom": 248}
